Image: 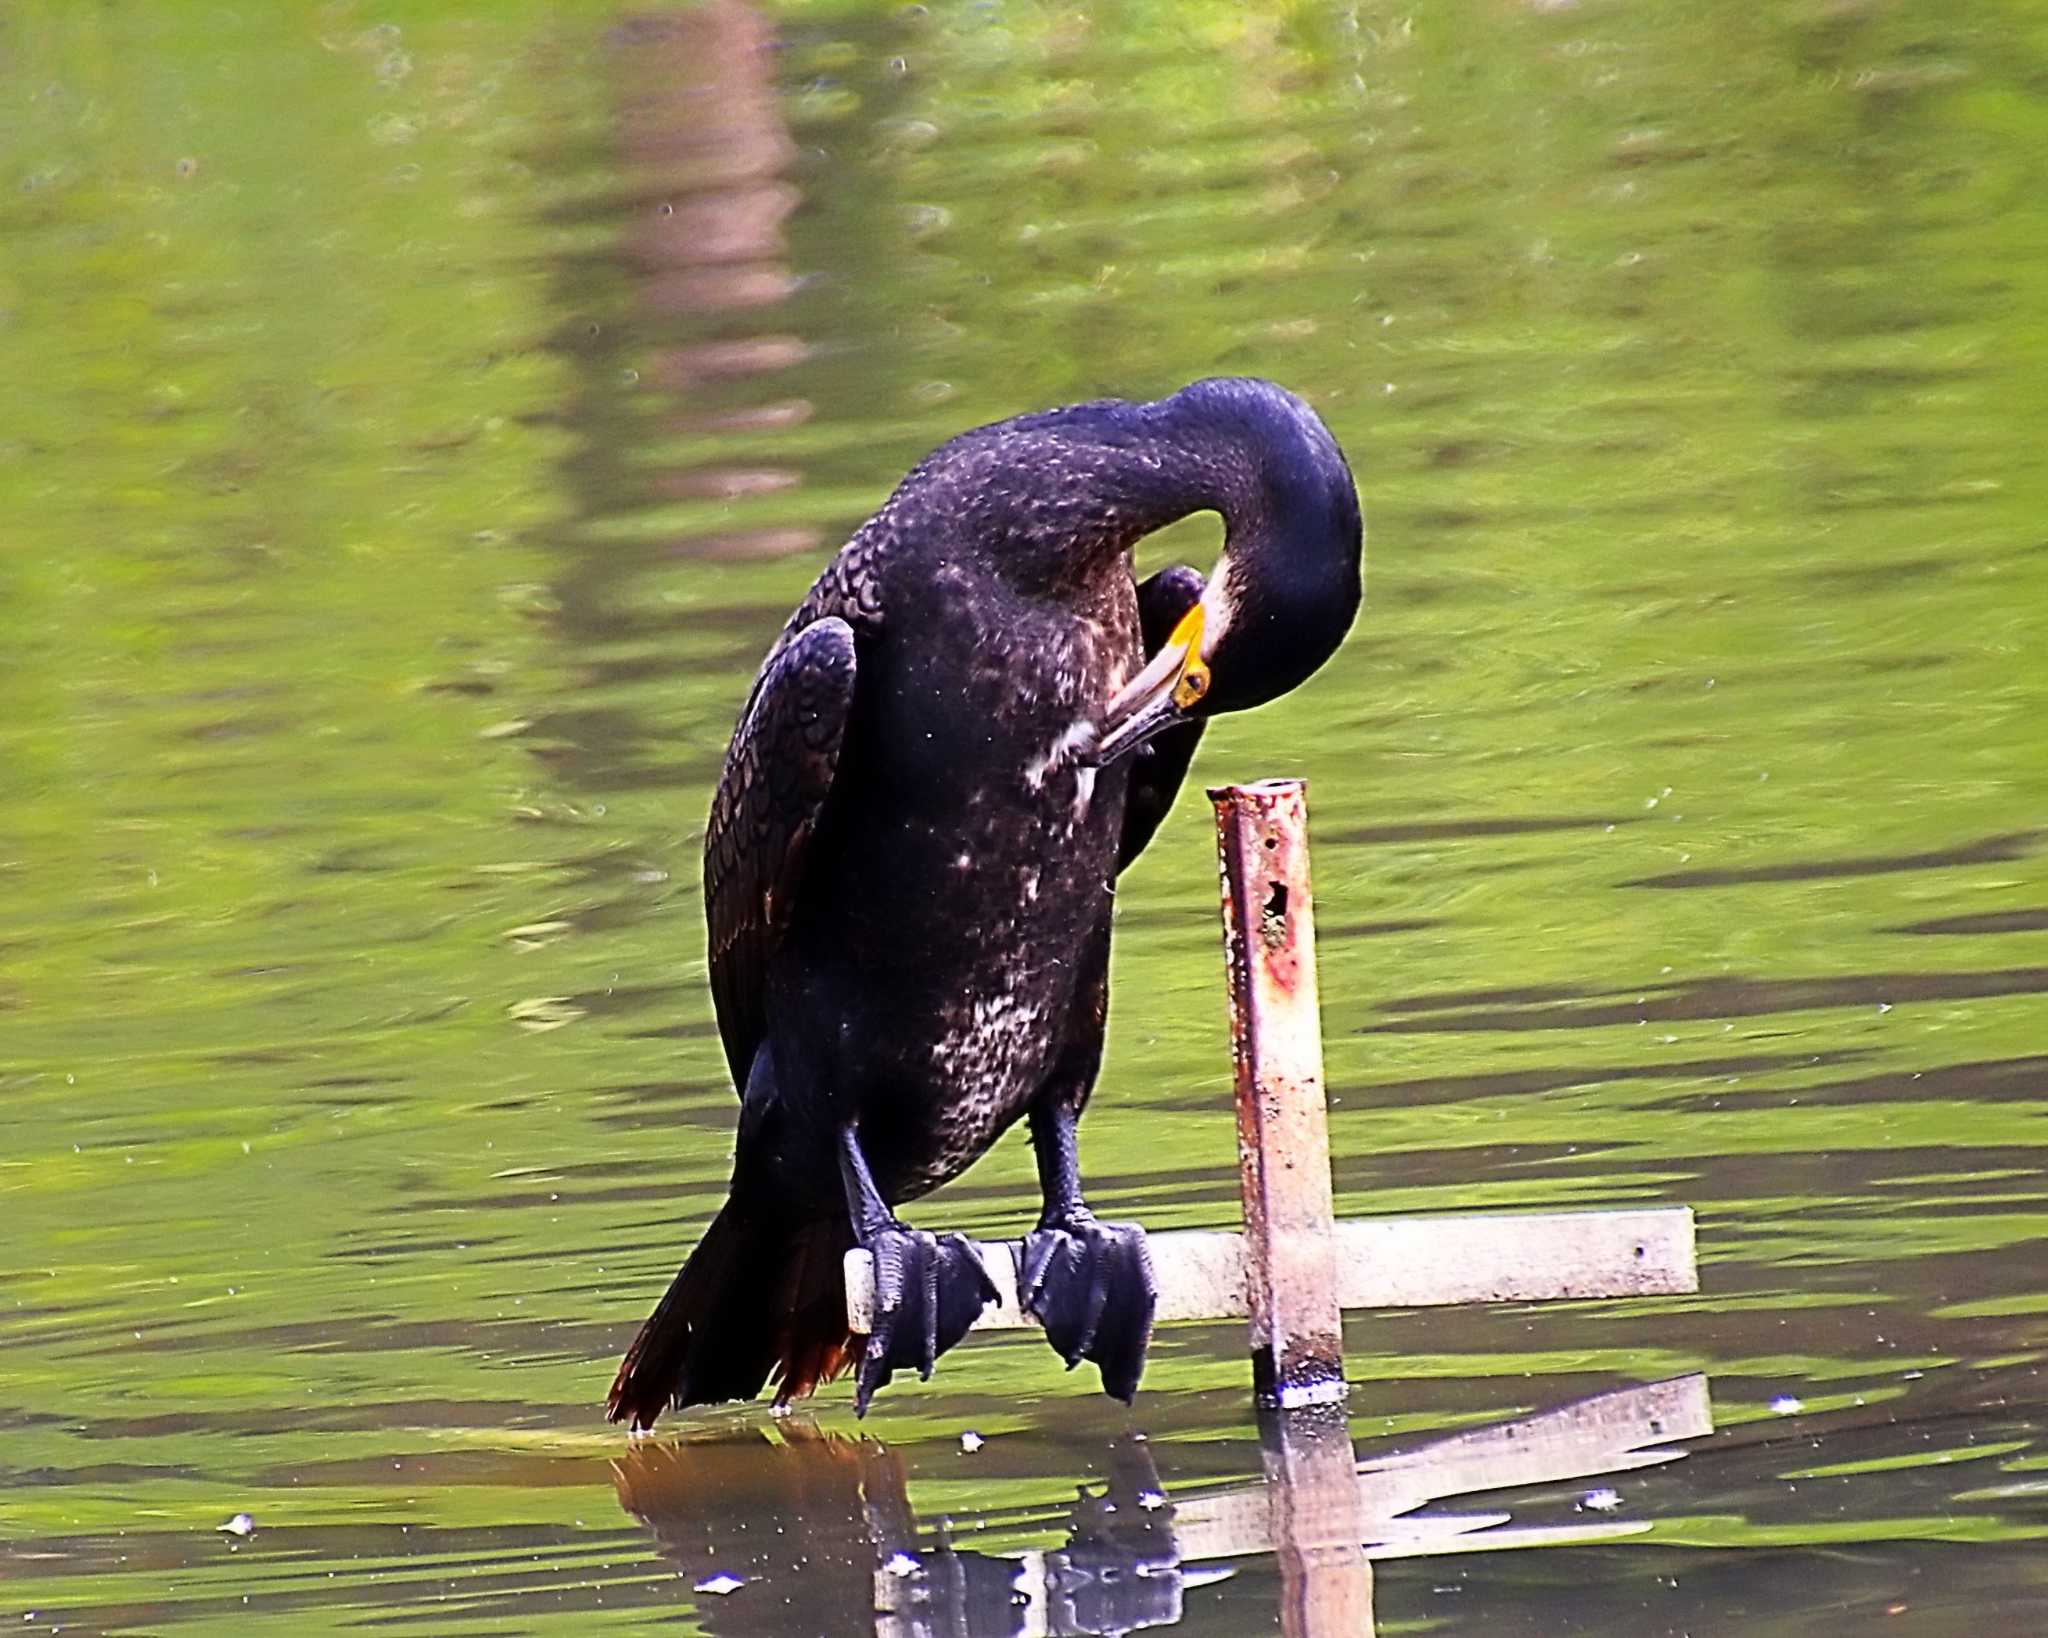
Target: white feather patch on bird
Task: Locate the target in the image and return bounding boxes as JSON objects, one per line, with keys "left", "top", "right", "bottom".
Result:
{"left": 1024, "top": 718, "right": 1098, "bottom": 790}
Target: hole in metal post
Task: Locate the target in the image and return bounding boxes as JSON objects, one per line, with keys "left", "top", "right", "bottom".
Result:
{"left": 1261, "top": 882, "right": 1289, "bottom": 948}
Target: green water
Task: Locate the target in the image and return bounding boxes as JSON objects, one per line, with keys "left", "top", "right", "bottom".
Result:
{"left": 4, "top": 1, "right": 2047, "bottom": 1631}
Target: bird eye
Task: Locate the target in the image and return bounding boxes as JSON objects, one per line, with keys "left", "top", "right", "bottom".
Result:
{"left": 1173, "top": 666, "right": 1210, "bottom": 708}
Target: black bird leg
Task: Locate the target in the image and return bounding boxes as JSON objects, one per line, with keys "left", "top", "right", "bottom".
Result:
{"left": 838, "top": 1123, "right": 997, "bottom": 1415}
{"left": 1017, "top": 1099, "right": 1158, "bottom": 1402}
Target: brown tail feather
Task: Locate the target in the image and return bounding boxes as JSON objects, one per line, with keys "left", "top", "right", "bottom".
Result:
{"left": 606, "top": 1201, "right": 856, "bottom": 1430}
{"left": 770, "top": 1223, "right": 862, "bottom": 1403}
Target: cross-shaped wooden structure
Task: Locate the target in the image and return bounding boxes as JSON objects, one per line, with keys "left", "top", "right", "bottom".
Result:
{"left": 847, "top": 779, "right": 1698, "bottom": 1405}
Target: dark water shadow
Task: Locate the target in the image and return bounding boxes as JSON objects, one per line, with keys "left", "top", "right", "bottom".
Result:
{"left": 1363, "top": 966, "right": 2048, "bottom": 1034}
{"left": 1887, "top": 907, "right": 2048, "bottom": 937}
{"left": 1621, "top": 829, "right": 2043, "bottom": 890}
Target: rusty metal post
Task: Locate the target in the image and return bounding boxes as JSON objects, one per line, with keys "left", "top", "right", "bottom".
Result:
{"left": 1210, "top": 779, "right": 1346, "bottom": 1410}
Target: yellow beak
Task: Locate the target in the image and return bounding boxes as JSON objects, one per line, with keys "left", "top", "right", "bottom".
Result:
{"left": 1089, "top": 601, "right": 1210, "bottom": 767}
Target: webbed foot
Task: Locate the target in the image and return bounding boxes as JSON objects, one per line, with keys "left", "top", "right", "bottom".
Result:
{"left": 1017, "top": 1213, "right": 1157, "bottom": 1402}
{"left": 856, "top": 1226, "right": 998, "bottom": 1415}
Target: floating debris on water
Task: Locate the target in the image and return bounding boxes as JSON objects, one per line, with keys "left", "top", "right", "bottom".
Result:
{"left": 1579, "top": 1488, "right": 1622, "bottom": 1512}
{"left": 883, "top": 1551, "right": 922, "bottom": 1578}
{"left": 693, "top": 1573, "right": 745, "bottom": 1595}
{"left": 218, "top": 1513, "right": 256, "bottom": 1537}
{"left": 959, "top": 1430, "right": 985, "bottom": 1453}
{"left": 1771, "top": 1395, "right": 1804, "bottom": 1415}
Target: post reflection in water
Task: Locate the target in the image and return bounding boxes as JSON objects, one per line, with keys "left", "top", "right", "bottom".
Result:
{"left": 613, "top": 1375, "right": 1711, "bottom": 1635}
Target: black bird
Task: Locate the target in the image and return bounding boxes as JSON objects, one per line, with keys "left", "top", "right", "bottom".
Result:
{"left": 608, "top": 377, "right": 1363, "bottom": 1428}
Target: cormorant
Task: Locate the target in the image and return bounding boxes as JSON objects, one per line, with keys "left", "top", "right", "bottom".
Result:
{"left": 608, "top": 377, "right": 1363, "bottom": 1428}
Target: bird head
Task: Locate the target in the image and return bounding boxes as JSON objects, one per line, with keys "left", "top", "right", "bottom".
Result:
{"left": 1086, "top": 379, "right": 1363, "bottom": 768}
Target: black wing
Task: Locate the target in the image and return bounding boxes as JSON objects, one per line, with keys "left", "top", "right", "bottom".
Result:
{"left": 704, "top": 617, "right": 858, "bottom": 1089}
{"left": 1117, "top": 565, "right": 1208, "bottom": 872}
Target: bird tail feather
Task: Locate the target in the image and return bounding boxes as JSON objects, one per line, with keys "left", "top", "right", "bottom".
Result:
{"left": 606, "top": 1202, "right": 857, "bottom": 1429}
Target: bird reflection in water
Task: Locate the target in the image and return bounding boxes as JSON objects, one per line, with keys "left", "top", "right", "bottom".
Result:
{"left": 613, "top": 1423, "right": 1211, "bottom": 1636}
{"left": 613, "top": 1374, "right": 1710, "bottom": 1636}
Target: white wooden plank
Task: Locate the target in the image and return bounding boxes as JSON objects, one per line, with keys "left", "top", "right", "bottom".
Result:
{"left": 843, "top": 1207, "right": 1695, "bottom": 1335}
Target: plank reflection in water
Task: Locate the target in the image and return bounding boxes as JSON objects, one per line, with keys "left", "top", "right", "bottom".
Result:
{"left": 612, "top": 1374, "right": 1712, "bottom": 1635}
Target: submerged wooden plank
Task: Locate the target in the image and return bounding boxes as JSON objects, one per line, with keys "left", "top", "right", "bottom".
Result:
{"left": 843, "top": 1205, "right": 1696, "bottom": 1335}
{"left": 1169, "top": 1372, "right": 1711, "bottom": 1564}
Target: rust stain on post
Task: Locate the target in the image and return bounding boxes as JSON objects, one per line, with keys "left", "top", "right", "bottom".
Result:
{"left": 1211, "top": 778, "right": 1347, "bottom": 1409}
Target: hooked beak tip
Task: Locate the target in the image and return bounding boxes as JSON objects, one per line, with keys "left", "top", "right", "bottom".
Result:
{"left": 1087, "top": 694, "right": 1184, "bottom": 768}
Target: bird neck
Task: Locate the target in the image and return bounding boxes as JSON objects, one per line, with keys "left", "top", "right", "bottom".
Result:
{"left": 907, "top": 378, "right": 1352, "bottom": 606}
{"left": 902, "top": 423, "right": 1220, "bottom": 599}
